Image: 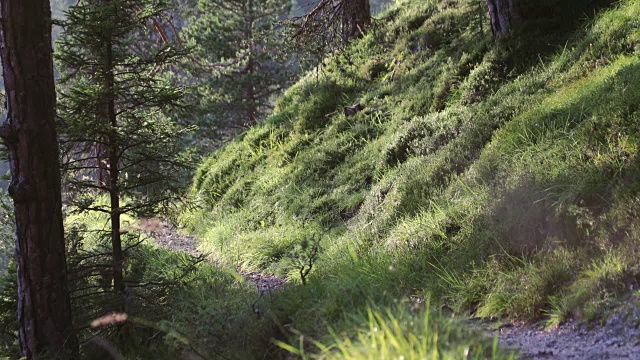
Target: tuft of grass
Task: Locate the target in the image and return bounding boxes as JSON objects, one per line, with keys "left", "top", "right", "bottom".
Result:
{"left": 276, "top": 303, "right": 516, "bottom": 360}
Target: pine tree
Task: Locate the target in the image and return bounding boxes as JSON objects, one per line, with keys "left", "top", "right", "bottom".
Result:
{"left": 183, "top": 0, "right": 294, "bottom": 131}
{"left": 55, "top": 0, "right": 191, "bottom": 297}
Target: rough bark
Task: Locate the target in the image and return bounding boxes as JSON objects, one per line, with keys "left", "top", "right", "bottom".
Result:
{"left": 0, "top": 0, "right": 78, "bottom": 358}
{"left": 341, "top": 0, "right": 371, "bottom": 43}
{"left": 486, "top": 0, "right": 521, "bottom": 37}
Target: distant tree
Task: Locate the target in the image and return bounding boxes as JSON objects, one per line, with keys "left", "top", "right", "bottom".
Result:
{"left": 55, "top": 0, "right": 191, "bottom": 297}
{"left": 183, "top": 0, "right": 295, "bottom": 130}
{"left": 0, "top": 0, "right": 78, "bottom": 357}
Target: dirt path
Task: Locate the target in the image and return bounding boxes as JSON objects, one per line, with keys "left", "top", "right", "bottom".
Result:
{"left": 139, "top": 218, "right": 200, "bottom": 256}
{"left": 139, "top": 218, "right": 287, "bottom": 292}
{"left": 477, "top": 302, "right": 640, "bottom": 359}
{"left": 497, "top": 321, "right": 640, "bottom": 359}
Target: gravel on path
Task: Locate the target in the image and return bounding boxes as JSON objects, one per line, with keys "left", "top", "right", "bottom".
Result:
{"left": 478, "top": 302, "right": 640, "bottom": 359}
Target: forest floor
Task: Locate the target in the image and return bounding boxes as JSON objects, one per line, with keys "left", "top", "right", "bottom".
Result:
{"left": 141, "top": 218, "right": 640, "bottom": 359}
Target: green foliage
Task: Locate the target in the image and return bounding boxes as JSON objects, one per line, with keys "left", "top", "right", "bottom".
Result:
{"left": 63, "top": 207, "right": 208, "bottom": 358}
{"left": 288, "top": 231, "right": 322, "bottom": 285}
{"left": 182, "top": 0, "right": 295, "bottom": 133}
{"left": 56, "top": 0, "right": 192, "bottom": 216}
{"left": 280, "top": 77, "right": 354, "bottom": 133}
{"left": 0, "top": 193, "right": 15, "bottom": 357}
{"left": 0, "top": 160, "right": 7, "bottom": 191}
{"left": 277, "top": 304, "right": 515, "bottom": 359}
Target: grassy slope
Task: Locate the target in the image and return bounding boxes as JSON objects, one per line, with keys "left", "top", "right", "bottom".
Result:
{"left": 182, "top": 0, "right": 640, "bottom": 357}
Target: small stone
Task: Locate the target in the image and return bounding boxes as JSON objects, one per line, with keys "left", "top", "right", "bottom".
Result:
{"left": 536, "top": 350, "right": 553, "bottom": 357}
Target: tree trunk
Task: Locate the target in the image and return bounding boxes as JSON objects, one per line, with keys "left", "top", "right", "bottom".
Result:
{"left": 96, "top": 142, "right": 110, "bottom": 189}
{"left": 244, "top": 57, "right": 258, "bottom": 127}
{"left": 108, "top": 149, "right": 124, "bottom": 297}
{"left": 341, "top": 0, "right": 371, "bottom": 43}
{"left": 0, "top": 0, "right": 78, "bottom": 358}
{"left": 109, "top": 176, "right": 124, "bottom": 296}
{"left": 104, "top": 24, "right": 125, "bottom": 296}
{"left": 93, "top": 0, "right": 111, "bottom": 189}
{"left": 243, "top": 0, "right": 258, "bottom": 126}
{"left": 486, "top": 0, "right": 521, "bottom": 37}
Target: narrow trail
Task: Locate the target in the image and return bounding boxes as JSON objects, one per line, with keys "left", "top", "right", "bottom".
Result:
{"left": 496, "top": 319, "right": 640, "bottom": 359}
{"left": 474, "top": 301, "right": 640, "bottom": 360}
{"left": 139, "top": 218, "right": 287, "bottom": 292}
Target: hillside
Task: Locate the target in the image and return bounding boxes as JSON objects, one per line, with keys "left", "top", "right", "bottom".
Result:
{"left": 176, "top": 0, "right": 640, "bottom": 357}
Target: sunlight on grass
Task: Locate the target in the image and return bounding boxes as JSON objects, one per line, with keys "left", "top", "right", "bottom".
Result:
{"left": 276, "top": 303, "right": 515, "bottom": 360}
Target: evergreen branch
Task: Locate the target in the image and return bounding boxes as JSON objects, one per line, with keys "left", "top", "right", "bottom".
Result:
{"left": 65, "top": 182, "right": 112, "bottom": 192}
{"left": 60, "top": 138, "right": 110, "bottom": 146}
{"left": 62, "top": 156, "right": 107, "bottom": 166}
{"left": 76, "top": 206, "right": 112, "bottom": 214}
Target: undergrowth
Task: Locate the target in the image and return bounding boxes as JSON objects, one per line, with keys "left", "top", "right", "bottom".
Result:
{"left": 175, "top": 0, "right": 640, "bottom": 357}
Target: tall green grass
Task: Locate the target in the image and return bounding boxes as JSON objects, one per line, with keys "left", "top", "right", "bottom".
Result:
{"left": 276, "top": 303, "right": 515, "bottom": 360}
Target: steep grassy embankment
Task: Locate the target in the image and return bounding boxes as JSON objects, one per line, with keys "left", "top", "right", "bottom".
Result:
{"left": 181, "top": 0, "right": 640, "bottom": 357}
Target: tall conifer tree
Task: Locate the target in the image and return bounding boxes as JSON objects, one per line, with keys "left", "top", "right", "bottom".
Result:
{"left": 55, "top": 0, "right": 190, "bottom": 297}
